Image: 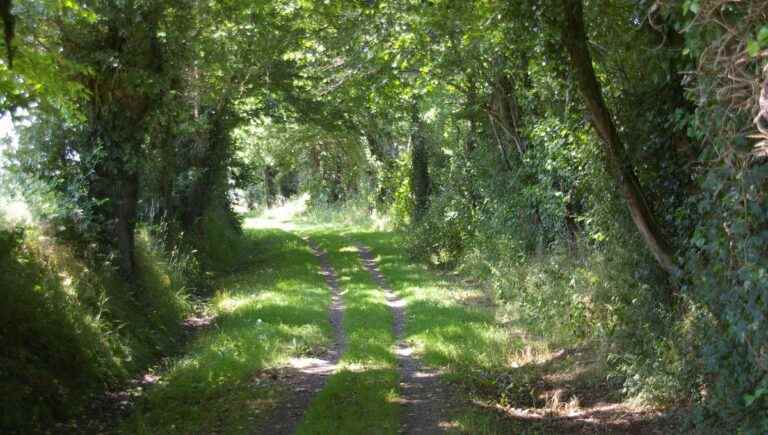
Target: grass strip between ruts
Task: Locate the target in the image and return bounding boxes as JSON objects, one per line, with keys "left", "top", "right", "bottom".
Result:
{"left": 295, "top": 228, "right": 401, "bottom": 435}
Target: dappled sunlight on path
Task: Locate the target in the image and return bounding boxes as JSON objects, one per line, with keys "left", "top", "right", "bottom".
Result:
{"left": 124, "top": 215, "right": 683, "bottom": 434}
{"left": 355, "top": 243, "right": 452, "bottom": 434}
{"left": 256, "top": 236, "right": 347, "bottom": 435}
{"left": 115, "top": 229, "right": 337, "bottom": 434}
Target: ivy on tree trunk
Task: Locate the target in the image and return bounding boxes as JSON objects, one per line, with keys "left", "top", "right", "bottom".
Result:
{"left": 410, "top": 100, "right": 430, "bottom": 223}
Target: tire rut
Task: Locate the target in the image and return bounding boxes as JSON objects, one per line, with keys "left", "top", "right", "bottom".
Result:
{"left": 256, "top": 237, "right": 346, "bottom": 435}
{"left": 355, "top": 244, "right": 449, "bottom": 435}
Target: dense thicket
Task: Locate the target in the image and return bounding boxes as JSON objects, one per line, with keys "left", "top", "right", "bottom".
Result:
{"left": 1, "top": 0, "right": 766, "bottom": 432}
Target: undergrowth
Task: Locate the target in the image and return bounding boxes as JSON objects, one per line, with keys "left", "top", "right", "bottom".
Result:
{"left": 0, "top": 218, "right": 194, "bottom": 433}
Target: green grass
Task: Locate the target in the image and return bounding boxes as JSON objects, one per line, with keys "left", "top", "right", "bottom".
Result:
{"left": 351, "top": 230, "right": 519, "bottom": 374}
{"left": 345, "top": 229, "right": 527, "bottom": 433}
{"left": 2, "top": 197, "right": 570, "bottom": 434}
{"left": 0, "top": 226, "right": 192, "bottom": 433}
{"left": 292, "top": 219, "right": 523, "bottom": 434}
{"left": 114, "top": 211, "right": 538, "bottom": 434}
{"left": 295, "top": 229, "right": 401, "bottom": 435}
{"left": 123, "top": 229, "right": 333, "bottom": 434}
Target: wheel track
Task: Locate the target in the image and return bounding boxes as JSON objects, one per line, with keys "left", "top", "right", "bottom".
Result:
{"left": 355, "top": 243, "right": 449, "bottom": 434}
{"left": 256, "top": 237, "right": 346, "bottom": 435}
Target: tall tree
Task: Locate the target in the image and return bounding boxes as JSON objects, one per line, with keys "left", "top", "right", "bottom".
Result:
{"left": 559, "top": 0, "right": 678, "bottom": 275}
{"left": 65, "top": 2, "right": 167, "bottom": 280}
{"left": 410, "top": 99, "right": 430, "bottom": 223}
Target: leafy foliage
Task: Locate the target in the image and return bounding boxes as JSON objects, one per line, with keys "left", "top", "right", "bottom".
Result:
{"left": 1, "top": 0, "right": 767, "bottom": 432}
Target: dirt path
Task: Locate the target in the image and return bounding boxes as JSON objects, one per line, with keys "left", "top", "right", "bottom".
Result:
{"left": 355, "top": 244, "right": 450, "bottom": 434}
{"left": 256, "top": 237, "right": 347, "bottom": 435}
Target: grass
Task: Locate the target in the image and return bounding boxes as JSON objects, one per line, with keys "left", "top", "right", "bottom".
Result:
{"left": 295, "top": 229, "right": 401, "bottom": 435}
{"left": 64, "top": 197, "right": 673, "bottom": 434}
{"left": 345, "top": 227, "right": 679, "bottom": 434}
{"left": 122, "top": 209, "right": 403, "bottom": 434}
{"left": 347, "top": 230, "right": 516, "bottom": 369}
{"left": 123, "top": 228, "right": 333, "bottom": 434}
{"left": 246, "top": 197, "right": 529, "bottom": 433}
{"left": 348, "top": 229, "right": 531, "bottom": 433}
{"left": 6, "top": 193, "right": 626, "bottom": 433}
{"left": 0, "top": 225, "right": 192, "bottom": 433}
{"left": 286, "top": 212, "right": 527, "bottom": 433}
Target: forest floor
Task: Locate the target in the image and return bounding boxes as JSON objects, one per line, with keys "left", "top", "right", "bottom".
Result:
{"left": 112, "top": 204, "right": 685, "bottom": 434}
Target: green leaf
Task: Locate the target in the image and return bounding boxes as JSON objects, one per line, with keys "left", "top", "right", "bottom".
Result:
{"left": 758, "top": 26, "right": 768, "bottom": 45}
{"left": 747, "top": 39, "right": 760, "bottom": 58}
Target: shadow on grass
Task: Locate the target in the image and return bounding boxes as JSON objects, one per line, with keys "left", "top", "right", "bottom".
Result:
{"left": 346, "top": 230, "right": 685, "bottom": 434}
{"left": 452, "top": 346, "right": 684, "bottom": 434}
{"left": 122, "top": 228, "right": 334, "bottom": 435}
{"left": 303, "top": 231, "right": 398, "bottom": 367}
{"left": 295, "top": 231, "right": 401, "bottom": 435}
{"left": 296, "top": 368, "right": 401, "bottom": 435}
{"left": 347, "top": 231, "right": 511, "bottom": 370}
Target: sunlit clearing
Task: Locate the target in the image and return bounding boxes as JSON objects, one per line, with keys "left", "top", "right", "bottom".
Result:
{"left": 216, "top": 293, "right": 258, "bottom": 313}
{"left": 1, "top": 199, "right": 32, "bottom": 225}
{"left": 339, "top": 245, "right": 359, "bottom": 253}
{"left": 243, "top": 193, "right": 309, "bottom": 230}
{"left": 368, "top": 209, "right": 390, "bottom": 231}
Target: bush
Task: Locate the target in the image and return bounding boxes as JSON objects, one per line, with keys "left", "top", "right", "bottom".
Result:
{"left": 680, "top": 161, "right": 768, "bottom": 431}
{"left": 406, "top": 190, "right": 471, "bottom": 268}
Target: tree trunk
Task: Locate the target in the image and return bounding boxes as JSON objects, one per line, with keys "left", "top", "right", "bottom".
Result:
{"left": 180, "top": 107, "right": 230, "bottom": 233}
{"left": 488, "top": 72, "right": 525, "bottom": 171}
{"left": 0, "top": 0, "right": 14, "bottom": 68}
{"left": 89, "top": 150, "right": 139, "bottom": 281}
{"left": 264, "top": 165, "right": 276, "bottom": 207}
{"left": 366, "top": 131, "right": 394, "bottom": 207}
{"left": 559, "top": 0, "right": 678, "bottom": 275}
{"left": 366, "top": 131, "right": 388, "bottom": 164}
{"left": 115, "top": 171, "right": 139, "bottom": 279}
{"left": 564, "top": 195, "right": 580, "bottom": 252}
{"left": 494, "top": 73, "right": 527, "bottom": 157}
{"left": 464, "top": 78, "right": 478, "bottom": 157}
{"left": 410, "top": 101, "right": 430, "bottom": 223}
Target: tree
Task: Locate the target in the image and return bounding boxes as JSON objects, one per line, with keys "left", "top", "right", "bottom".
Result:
{"left": 410, "top": 98, "right": 430, "bottom": 222}
{"left": 558, "top": 0, "right": 678, "bottom": 275}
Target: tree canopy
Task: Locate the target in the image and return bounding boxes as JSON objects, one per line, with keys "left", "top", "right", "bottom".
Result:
{"left": 1, "top": 0, "right": 767, "bottom": 432}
